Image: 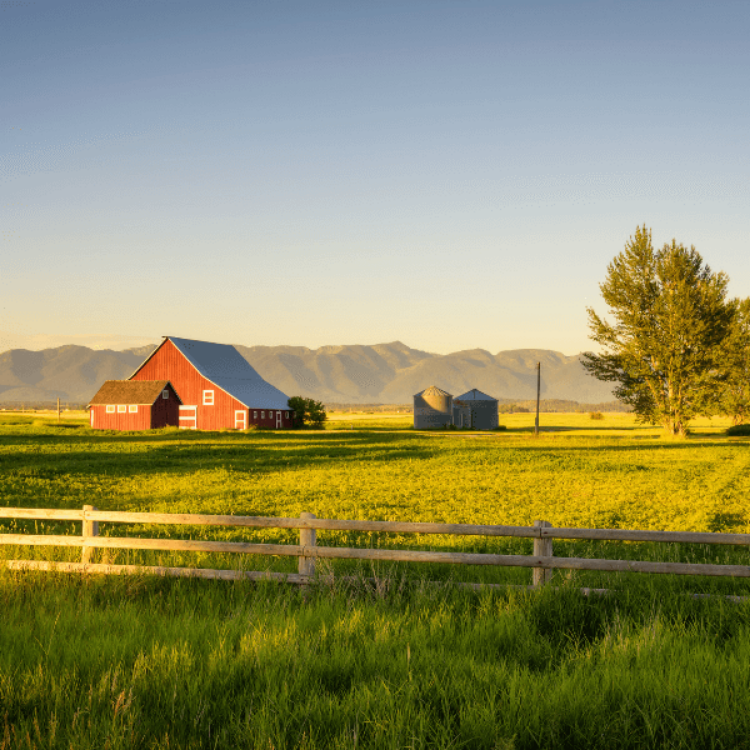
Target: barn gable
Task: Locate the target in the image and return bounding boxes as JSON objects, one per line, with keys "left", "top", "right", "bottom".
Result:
{"left": 129, "top": 337, "right": 293, "bottom": 430}
{"left": 131, "top": 337, "right": 289, "bottom": 410}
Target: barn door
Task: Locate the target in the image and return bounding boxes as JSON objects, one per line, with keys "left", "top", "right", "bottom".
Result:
{"left": 275, "top": 410, "right": 282, "bottom": 428}
{"left": 179, "top": 405, "right": 197, "bottom": 430}
{"left": 235, "top": 410, "right": 247, "bottom": 430}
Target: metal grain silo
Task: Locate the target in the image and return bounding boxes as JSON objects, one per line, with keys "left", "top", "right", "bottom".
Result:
{"left": 454, "top": 389, "right": 499, "bottom": 430}
{"left": 413, "top": 386, "right": 453, "bottom": 429}
{"left": 452, "top": 400, "right": 472, "bottom": 429}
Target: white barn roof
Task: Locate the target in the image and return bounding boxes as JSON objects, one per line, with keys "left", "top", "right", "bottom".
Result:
{"left": 169, "top": 337, "right": 290, "bottom": 410}
{"left": 455, "top": 389, "right": 497, "bottom": 402}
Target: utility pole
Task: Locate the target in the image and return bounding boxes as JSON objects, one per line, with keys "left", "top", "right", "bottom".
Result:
{"left": 57, "top": 397, "right": 61, "bottom": 423}
{"left": 534, "top": 362, "right": 541, "bottom": 436}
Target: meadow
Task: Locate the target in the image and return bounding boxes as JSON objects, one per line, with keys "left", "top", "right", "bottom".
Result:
{"left": 1, "top": 411, "right": 750, "bottom": 748}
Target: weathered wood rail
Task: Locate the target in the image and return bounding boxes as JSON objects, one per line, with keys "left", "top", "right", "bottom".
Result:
{"left": 1, "top": 506, "right": 750, "bottom": 586}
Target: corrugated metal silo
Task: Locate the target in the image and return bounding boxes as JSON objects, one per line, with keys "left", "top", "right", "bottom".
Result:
{"left": 454, "top": 389, "right": 499, "bottom": 430}
{"left": 414, "top": 385, "right": 453, "bottom": 429}
{"left": 452, "top": 400, "right": 472, "bottom": 429}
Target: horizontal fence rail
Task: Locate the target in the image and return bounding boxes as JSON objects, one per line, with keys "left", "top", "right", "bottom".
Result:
{"left": 1, "top": 506, "right": 750, "bottom": 588}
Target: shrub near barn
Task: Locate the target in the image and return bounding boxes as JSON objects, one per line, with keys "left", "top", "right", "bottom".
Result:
{"left": 288, "top": 396, "right": 327, "bottom": 429}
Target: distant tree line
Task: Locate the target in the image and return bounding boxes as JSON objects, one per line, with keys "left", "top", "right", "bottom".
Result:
{"left": 0, "top": 401, "right": 87, "bottom": 411}
{"left": 497, "top": 399, "right": 631, "bottom": 414}
{"left": 324, "top": 400, "right": 630, "bottom": 414}
{"left": 326, "top": 403, "right": 413, "bottom": 413}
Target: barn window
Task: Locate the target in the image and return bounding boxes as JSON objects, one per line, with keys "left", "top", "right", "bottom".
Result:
{"left": 162, "top": 390, "right": 169, "bottom": 399}
{"left": 253, "top": 411, "right": 257, "bottom": 419}
{"left": 129, "top": 405, "right": 138, "bottom": 413}
{"left": 261, "top": 411, "right": 265, "bottom": 418}
{"left": 106, "top": 405, "right": 115, "bottom": 414}
{"left": 203, "top": 390, "right": 214, "bottom": 406}
{"left": 117, "top": 405, "right": 126, "bottom": 413}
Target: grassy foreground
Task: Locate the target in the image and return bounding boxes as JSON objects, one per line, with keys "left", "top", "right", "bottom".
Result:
{"left": 3, "top": 570, "right": 750, "bottom": 750}
{"left": 1, "top": 412, "right": 750, "bottom": 748}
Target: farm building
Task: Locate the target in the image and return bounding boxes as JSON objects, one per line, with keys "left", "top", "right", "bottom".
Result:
{"left": 129, "top": 337, "right": 293, "bottom": 431}
{"left": 452, "top": 400, "right": 472, "bottom": 429}
{"left": 454, "top": 389, "right": 499, "bottom": 430}
{"left": 88, "top": 380, "right": 181, "bottom": 430}
{"left": 413, "top": 386, "right": 454, "bottom": 429}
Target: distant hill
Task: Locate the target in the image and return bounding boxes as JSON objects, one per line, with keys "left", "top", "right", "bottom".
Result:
{"left": 0, "top": 346, "right": 145, "bottom": 404}
{"left": 0, "top": 340, "right": 614, "bottom": 405}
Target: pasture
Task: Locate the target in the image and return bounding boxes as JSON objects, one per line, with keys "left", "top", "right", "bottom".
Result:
{"left": 1, "top": 412, "right": 750, "bottom": 748}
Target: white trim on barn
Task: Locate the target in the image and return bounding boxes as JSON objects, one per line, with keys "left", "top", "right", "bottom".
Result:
{"left": 179, "top": 405, "right": 197, "bottom": 430}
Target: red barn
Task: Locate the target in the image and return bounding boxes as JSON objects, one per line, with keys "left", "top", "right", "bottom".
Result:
{"left": 88, "top": 380, "right": 181, "bottom": 430}
{"left": 129, "top": 337, "right": 293, "bottom": 430}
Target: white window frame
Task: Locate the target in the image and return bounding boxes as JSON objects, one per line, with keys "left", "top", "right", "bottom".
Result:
{"left": 261, "top": 411, "right": 265, "bottom": 418}
{"left": 129, "top": 405, "right": 138, "bottom": 413}
{"left": 235, "top": 410, "right": 247, "bottom": 430}
{"left": 253, "top": 411, "right": 257, "bottom": 419}
{"left": 203, "top": 390, "right": 214, "bottom": 406}
{"left": 106, "top": 405, "right": 115, "bottom": 414}
{"left": 162, "top": 390, "right": 169, "bottom": 399}
{"left": 117, "top": 405, "right": 126, "bottom": 413}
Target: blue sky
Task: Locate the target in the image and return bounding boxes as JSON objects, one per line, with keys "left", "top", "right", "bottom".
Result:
{"left": 2, "top": 0, "right": 748, "bottom": 354}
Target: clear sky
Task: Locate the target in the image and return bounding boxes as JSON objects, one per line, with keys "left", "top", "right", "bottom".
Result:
{"left": 2, "top": 0, "right": 748, "bottom": 355}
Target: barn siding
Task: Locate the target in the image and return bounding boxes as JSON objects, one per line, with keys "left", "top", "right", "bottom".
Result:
{"left": 90, "top": 405, "right": 152, "bottom": 431}
{"left": 132, "top": 340, "right": 292, "bottom": 430}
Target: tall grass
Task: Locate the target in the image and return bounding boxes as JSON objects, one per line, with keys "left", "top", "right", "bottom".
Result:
{"left": 2, "top": 568, "right": 750, "bottom": 750}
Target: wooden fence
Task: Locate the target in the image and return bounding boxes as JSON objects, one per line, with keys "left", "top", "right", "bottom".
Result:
{"left": 1, "top": 506, "right": 750, "bottom": 588}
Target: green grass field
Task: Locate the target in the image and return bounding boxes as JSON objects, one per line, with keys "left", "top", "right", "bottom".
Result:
{"left": 1, "top": 412, "right": 750, "bottom": 748}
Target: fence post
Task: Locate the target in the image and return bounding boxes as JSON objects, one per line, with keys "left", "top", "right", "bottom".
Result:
{"left": 298, "top": 512, "right": 317, "bottom": 579}
{"left": 82, "top": 505, "right": 99, "bottom": 564}
{"left": 533, "top": 520, "right": 553, "bottom": 586}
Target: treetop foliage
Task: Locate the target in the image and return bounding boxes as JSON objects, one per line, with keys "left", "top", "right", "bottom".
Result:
{"left": 583, "top": 225, "right": 741, "bottom": 436}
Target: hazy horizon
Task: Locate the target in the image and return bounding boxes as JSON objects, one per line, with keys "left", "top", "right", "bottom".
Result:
{"left": 0, "top": 330, "right": 591, "bottom": 358}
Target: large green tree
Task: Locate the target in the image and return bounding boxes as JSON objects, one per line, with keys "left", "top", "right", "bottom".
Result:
{"left": 719, "top": 297, "right": 750, "bottom": 425}
{"left": 582, "top": 225, "right": 735, "bottom": 437}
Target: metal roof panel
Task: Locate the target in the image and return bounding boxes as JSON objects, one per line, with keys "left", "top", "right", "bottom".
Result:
{"left": 454, "top": 388, "right": 497, "bottom": 402}
{"left": 414, "top": 385, "right": 453, "bottom": 398}
{"left": 169, "top": 337, "right": 290, "bottom": 409}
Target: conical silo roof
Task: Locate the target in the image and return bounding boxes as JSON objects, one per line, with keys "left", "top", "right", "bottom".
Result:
{"left": 455, "top": 388, "right": 497, "bottom": 402}
{"left": 414, "top": 385, "right": 453, "bottom": 398}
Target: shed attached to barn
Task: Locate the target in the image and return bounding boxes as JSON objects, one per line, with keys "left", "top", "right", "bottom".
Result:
{"left": 129, "top": 337, "right": 293, "bottom": 430}
{"left": 88, "top": 380, "right": 181, "bottom": 430}
{"left": 454, "top": 389, "right": 499, "bottom": 430}
{"left": 414, "top": 386, "right": 453, "bottom": 429}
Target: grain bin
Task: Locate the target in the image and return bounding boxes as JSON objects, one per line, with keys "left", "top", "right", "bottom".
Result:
{"left": 452, "top": 400, "right": 472, "bottom": 429}
{"left": 454, "top": 389, "right": 499, "bottom": 430}
{"left": 413, "top": 386, "right": 453, "bottom": 429}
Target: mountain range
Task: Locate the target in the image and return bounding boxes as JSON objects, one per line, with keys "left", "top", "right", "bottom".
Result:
{"left": 0, "top": 341, "right": 613, "bottom": 405}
